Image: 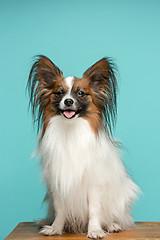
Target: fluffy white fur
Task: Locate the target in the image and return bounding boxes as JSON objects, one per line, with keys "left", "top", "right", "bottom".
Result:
{"left": 38, "top": 115, "right": 139, "bottom": 238}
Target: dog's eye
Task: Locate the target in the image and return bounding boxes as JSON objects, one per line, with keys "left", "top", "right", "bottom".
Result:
{"left": 55, "top": 90, "right": 65, "bottom": 96}
{"left": 78, "top": 91, "right": 85, "bottom": 97}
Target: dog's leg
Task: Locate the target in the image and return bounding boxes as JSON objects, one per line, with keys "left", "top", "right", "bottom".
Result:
{"left": 87, "top": 187, "right": 107, "bottom": 239}
{"left": 40, "top": 194, "right": 65, "bottom": 236}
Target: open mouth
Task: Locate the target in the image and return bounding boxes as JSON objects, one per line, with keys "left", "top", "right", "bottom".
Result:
{"left": 61, "top": 108, "right": 82, "bottom": 119}
{"left": 63, "top": 110, "right": 76, "bottom": 119}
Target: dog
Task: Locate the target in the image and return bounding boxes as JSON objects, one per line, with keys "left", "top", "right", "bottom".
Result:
{"left": 27, "top": 55, "right": 139, "bottom": 239}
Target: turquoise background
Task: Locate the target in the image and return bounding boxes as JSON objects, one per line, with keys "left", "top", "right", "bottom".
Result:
{"left": 1, "top": 0, "right": 160, "bottom": 239}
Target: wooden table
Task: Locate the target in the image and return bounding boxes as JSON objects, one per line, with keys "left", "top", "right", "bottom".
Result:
{"left": 4, "top": 222, "right": 160, "bottom": 240}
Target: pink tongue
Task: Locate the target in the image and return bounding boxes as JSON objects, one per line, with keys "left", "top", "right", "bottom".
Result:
{"left": 63, "top": 111, "right": 76, "bottom": 119}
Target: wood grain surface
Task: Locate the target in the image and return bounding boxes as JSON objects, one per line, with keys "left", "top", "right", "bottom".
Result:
{"left": 4, "top": 222, "right": 160, "bottom": 240}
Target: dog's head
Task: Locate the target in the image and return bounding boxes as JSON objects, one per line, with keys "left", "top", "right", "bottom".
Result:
{"left": 27, "top": 55, "right": 117, "bottom": 135}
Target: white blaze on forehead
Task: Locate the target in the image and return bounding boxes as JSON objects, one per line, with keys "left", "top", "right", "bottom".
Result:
{"left": 60, "top": 76, "right": 76, "bottom": 110}
{"left": 64, "top": 76, "right": 75, "bottom": 93}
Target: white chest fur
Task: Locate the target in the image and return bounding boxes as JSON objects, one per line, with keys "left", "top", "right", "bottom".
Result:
{"left": 39, "top": 115, "right": 127, "bottom": 194}
{"left": 39, "top": 116, "right": 99, "bottom": 195}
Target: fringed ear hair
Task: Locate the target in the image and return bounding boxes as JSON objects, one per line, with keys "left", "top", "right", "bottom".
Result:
{"left": 27, "top": 55, "right": 63, "bottom": 130}
{"left": 83, "top": 57, "right": 118, "bottom": 135}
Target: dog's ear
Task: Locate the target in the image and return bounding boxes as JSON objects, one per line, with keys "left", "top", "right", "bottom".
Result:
{"left": 83, "top": 57, "right": 118, "bottom": 135}
{"left": 27, "top": 55, "right": 63, "bottom": 130}
{"left": 83, "top": 57, "right": 118, "bottom": 102}
{"left": 83, "top": 58, "right": 115, "bottom": 91}
{"left": 28, "top": 55, "right": 63, "bottom": 89}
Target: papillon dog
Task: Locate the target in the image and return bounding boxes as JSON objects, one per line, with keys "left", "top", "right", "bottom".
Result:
{"left": 27, "top": 55, "right": 139, "bottom": 239}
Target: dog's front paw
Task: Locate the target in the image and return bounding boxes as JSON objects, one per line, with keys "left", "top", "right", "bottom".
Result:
{"left": 107, "top": 223, "right": 122, "bottom": 233}
{"left": 87, "top": 229, "right": 107, "bottom": 239}
{"left": 40, "top": 225, "right": 63, "bottom": 236}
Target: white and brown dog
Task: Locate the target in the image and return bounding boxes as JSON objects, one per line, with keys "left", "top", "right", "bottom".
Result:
{"left": 27, "top": 56, "right": 139, "bottom": 239}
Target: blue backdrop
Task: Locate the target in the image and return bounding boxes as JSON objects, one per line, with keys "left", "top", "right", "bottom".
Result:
{"left": 1, "top": 0, "right": 160, "bottom": 239}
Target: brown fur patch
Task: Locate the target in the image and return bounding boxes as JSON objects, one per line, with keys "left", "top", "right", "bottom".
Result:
{"left": 73, "top": 77, "right": 103, "bottom": 135}
{"left": 82, "top": 58, "right": 118, "bottom": 136}
{"left": 42, "top": 79, "right": 70, "bottom": 135}
{"left": 27, "top": 55, "right": 64, "bottom": 134}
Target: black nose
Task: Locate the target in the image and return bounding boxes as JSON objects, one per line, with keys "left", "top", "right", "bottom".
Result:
{"left": 64, "top": 98, "right": 74, "bottom": 107}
